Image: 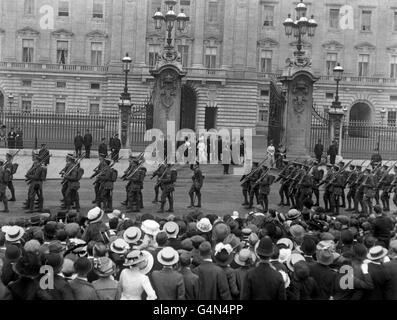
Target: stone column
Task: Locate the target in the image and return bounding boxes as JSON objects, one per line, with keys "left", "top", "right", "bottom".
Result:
{"left": 191, "top": 0, "right": 205, "bottom": 68}
{"left": 246, "top": 0, "right": 259, "bottom": 72}
{"left": 134, "top": 0, "right": 148, "bottom": 67}
{"left": 109, "top": 0, "right": 124, "bottom": 64}
{"left": 221, "top": 0, "right": 235, "bottom": 69}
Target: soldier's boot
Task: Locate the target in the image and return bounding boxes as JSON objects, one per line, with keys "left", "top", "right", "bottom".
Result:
{"left": 242, "top": 190, "right": 249, "bottom": 206}
{"left": 341, "top": 195, "right": 346, "bottom": 208}
{"left": 285, "top": 194, "right": 290, "bottom": 206}
{"left": 2, "top": 199, "right": 9, "bottom": 213}
{"left": 140, "top": 194, "right": 144, "bottom": 209}
{"left": 277, "top": 190, "right": 285, "bottom": 206}
{"left": 346, "top": 198, "right": 353, "bottom": 211}
{"left": 166, "top": 199, "right": 174, "bottom": 213}
{"left": 386, "top": 199, "right": 391, "bottom": 212}
{"left": 246, "top": 195, "right": 254, "bottom": 209}
{"left": 263, "top": 196, "right": 269, "bottom": 213}
{"left": 8, "top": 185, "right": 16, "bottom": 201}
{"left": 157, "top": 202, "right": 165, "bottom": 213}
{"left": 152, "top": 190, "right": 159, "bottom": 204}
{"left": 188, "top": 194, "right": 195, "bottom": 208}
{"left": 195, "top": 194, "right": 201, "bottom": 208}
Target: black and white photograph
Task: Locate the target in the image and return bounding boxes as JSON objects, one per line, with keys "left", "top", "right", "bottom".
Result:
{"left": 0, "top": 0, "right": 396, "bottom": 310}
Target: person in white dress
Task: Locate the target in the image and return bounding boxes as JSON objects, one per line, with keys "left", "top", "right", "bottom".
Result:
{"left": 267, "top": 141, "right": 276, "bottom": 168}
{"left": 197, "top": 135, "right": 207, "bottom": 164}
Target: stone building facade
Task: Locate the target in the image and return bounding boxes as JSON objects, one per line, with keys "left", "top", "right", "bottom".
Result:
{"left": 0, "top": 0, "right": 397, "bottom": 137}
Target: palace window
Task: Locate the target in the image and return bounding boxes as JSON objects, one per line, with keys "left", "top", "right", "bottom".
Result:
{"left": 55, "top": 101, "right": 66, "bottom": 114}
{"left": 329, "top": 9, "right": 339, "bottom": 29}
{"left": 177, "top": 45, "right": 189, "bottom": 68}
{"left": 358, "top": 54, "right": 369, "bottom": 77}
{"left": 205, "top": 47, "right": 217, "bottom": 69}
{"left": 93, "top": 0, "right": 104, "bottom": 18}
{"left": 148, "top": 44, "right": 161, "bottom": 68}
{"left": 260, "top": 50, "right": 272, "bottom": 73}
{"left": 58, "top": 0, "right": 69, "bottom": 17}
{"left": 57, "top": 81, "right": 66, "bottom": 88}
{"left": 326, "top": 53, "right": 337, "bottom": 75}
{"left": 390, "top": 55, "right": 397, "bottom": 78}
{"left": 387, "top": 110, "right": 396, "bottom": 126}
{"left": 361, "top": 10, "right": 371, "bottom": 31}
{"left": 22, "top": 39, "right": 34, "bottom": 62}
{"left": 263, "top": 6, "right": 274, "bottom": 27}
{"left": 90, "top": 83, "right": 100, "bottom": 90}
{"left": 89, "top": 103, "right": 100, "bottom": 115}
{"left": 22, "top": 80, "right": 32, "bottom": 87}
{"left": 57, "top": 40, "right": 68, "bottom": 64}
{"left": 24, "top": 0, "right": 34, "bottom": 15}
{"left": 208, "top": 1, "right": 218, "bottom": 23}
{"left": 22, "top": 99, "right": 32, "bottom": 113}
{"left": 91, "top": 42, "right": 103, "bottom": 65}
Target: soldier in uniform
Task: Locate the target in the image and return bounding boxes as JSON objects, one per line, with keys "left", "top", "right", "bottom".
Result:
{"left": 60, "top": 154, "right": 74, "bottom": 209}
{"left": 391, "top": 165, "right": 397, "bottom": 208}
{"left": 275, "top": 159, "right": 292, "bottom": 206}
{"left": 311, "top": 161, "right": 324, "bottom": 206}
{"left": 139, "top": 166, "right": 147, "bottom": 209}
{"left": 354, "top": 166, "right": 366, "bottom": 215}
{"left": 332, "top": 165, "right": 346, "bottom": 215}
{"left": 157, "top": 164, "right": 177, "bottom": 213}
{"left": 362, "top": 167, "right": 378, "bottom": 216}
{"left": 121, "top": 155, "right": 136, "bottom": 206}
{"left": 188, "top": 162, "right": 204, "bottom": 208}
{"left": 96, "top": 158, "right": 114, "bottom": 212}
{"left": 5, "top": 152, "right": 18, "bottom": 202}
{"left": 0, "top": 160, "right": 10, "bottom": 212}
{"left": 319, "top": 164, "right": 335, "bottom": 213}
{"left": 290, "top": 163, "right": 305, "bottom": 209}
{"left": 297, "top": 164, "right": 314, "bottom": 210}
{"left": 378, "top": 164, "right": 393, "bottom": 212}
{"left": 125, "top": 158, "right": 145, "bottom": 213}
{"left": 92, "top": 154, "right": 107, "bottom": 204}
{"left": 345, "top": 164, "right": 358, "bottom": 212}
{"left": 25, "top": 153, "right": 44, "bottom": 213}
{"left": 63, "top": 157, "right": 84, "bottom": 213}
{"left": 151, "top": 161, "right": 166, "bottom": 204}
{"left": 38, "top": 143, "right": 50, "bottom": 166}
{"left": 247, "top": 162, "right": 262, "bottom": 209}
{"left": 258, "top": 166, "right": 275, "bottom": 213}
{"left": 336, "top": 162, "right": 348, "bottom": 208}
{"left": 374, "top": 164, "right": 383, "bottom": 206}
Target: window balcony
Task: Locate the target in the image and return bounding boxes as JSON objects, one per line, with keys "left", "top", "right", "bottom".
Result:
{"left": 0, "top": 61, "right": 109, "bottom": 73}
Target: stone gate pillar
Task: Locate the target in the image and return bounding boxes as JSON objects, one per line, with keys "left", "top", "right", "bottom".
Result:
{"left": 279, "top": 59, "right": 319, "bottom": 160}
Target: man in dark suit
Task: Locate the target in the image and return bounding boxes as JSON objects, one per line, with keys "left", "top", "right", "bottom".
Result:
{"left": 327, "top": 140, "right": 338, "bottom": 165}
{"left": 98, "top": 138, "right": 108, "bottom": 158}
{"left": 193, "top": 241, "right": 231, "bottom": 300}
{"left": 83, "top": 129, "right": 93, "bottom": 159}
{"left": 179, "top": 252, "right": 199, "bottom": 300}
{"left": 74, "top": 131, "right": 84, "bottom": 157}
{"left": 241, "top": 236, "right": 286, "bottom": 300}
{"left": 384, "top": 240, "right": 397, "bottom": 300}
{"left": 69, "top": 257, "right": 98, "bottom": 300}
{"left": 7, "top": 127, "right": 16, "bottom": 149}
{"left": 314, "top": 139, "right": 324, "bottom": 163}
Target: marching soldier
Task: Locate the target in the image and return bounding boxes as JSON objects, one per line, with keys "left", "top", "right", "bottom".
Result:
{"left": 247, "top": 162, "right": 262, "bottom": 209}
{"left": 25, "top": 153, "right": 44, "bottom": 213}
{"left": 0, "top": 160, "right": 10, "bottom": 212}
{"left": 60, "top": 154, "right": 74, "bottom": 208}
{"left": 332, "top": 166, "right": 346, "bottom": 215}
{"left": 311, "top": 161, "right": 324, "bottom": 206}
{"left": 96, "top": 157, "right": 116, "bottom": 212}
{"left": 92, "top": 154, "right": 107, "bottom": 204}
{"left": 337, "top": 162, "right": 348, "bottom": 208}
{"left": 5, "top": 152, "right": 18, "bottom": 201}
{"left": 38, "top": 143, "right": 50, "bottom": 166}
{"left": 378, "top": 164, "right": 393, "bottom": 212}
{"left": 63, "top": 157, "right": 84, "bottom": 213}
{"left": 289, "top": 162, "right": 305, "bottom": 209}
{"left": 188, "top": 162, "right": 204, "bottom": 208}
{"left": 297, "top": 164, "right": 314, "bottom": 210}
{"left": 125, "top": 158, "right": 145, "bottom": 213}
{"left": 374, "top": 164, "right": 383, "bottom": 206}
{"left": 139, "top": 166, "right": 147, "bottom": 209}
{"left": 319, "top": 164, "right": 335, "bottom": 213}
{"left": 283, "top": 162, "right": 300, "bottom": 207}
{"left": 391, "top": 165, "right": 397, "bottom": 208}
{"left": 275, "top": 159, "right": 293, "bottom": 206}
{"left": 258, "top": 166, "right": 275, "bottom": 213}
{"left": 151, "top": 161, "right": 166, "bottom": 204}
{"left": 354, "top": 166, "right": 366, "bottom": 215}
{"left": 362, "top": 167, "right": 378, "bottom": 216}
{"left": 157, "top": 163, "right": 177, "bottom": 213}
{"left": 121, "top": 156, "right": 137, "bottom": 206}
{"left": 345, "top": 164, "right": 358, "bottom": 212}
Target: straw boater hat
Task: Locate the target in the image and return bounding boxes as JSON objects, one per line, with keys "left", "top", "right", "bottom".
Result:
{"left": 68, "top": 238, "right": 87, "bottom": 257}
{"left": 157, "top": 247, "right": 179, "bottom": 266}
{"left": 234, "top": 248, "right": 255, "bottom": 267}
{"left": 123, "top": 250, "right": 154, "bottom": 275}
{"left": 367, "top": 246, "right": 388, "bottom": 261}
{"left": 5, "top": 226, "right": 25, "bottom": 243}
{"left": 277, "top": 238, "right": 294, "bottom": 251}
{"left": 87, "top": 207, "right": 104, "bottom": 224}
{"left": 123, "top": 227, "right": 142, "bottom": 244}
{"left": 141, "top": 220, "right": 160, "bottom": 236}
{"left": 196, "top": 218, "right": 212, "bottom": 233}
{"left": 162, "top": 221, "right": 179, "bottom": 239}
{"left": 107, "top": 209, "right": 125, "bottom": 221}
{"left": 110, "top": 238, "right": 130, "bottom": 255}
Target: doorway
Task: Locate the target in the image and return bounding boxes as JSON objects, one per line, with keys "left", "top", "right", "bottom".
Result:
{"left": 180, "top": 84, "right": 197, "bottom": 130}
{"left": 204, "top": 107, "right": 217, "bottom": 130}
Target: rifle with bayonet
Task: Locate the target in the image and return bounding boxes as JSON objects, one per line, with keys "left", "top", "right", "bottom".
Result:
{"left": 61, "top": 153, "right": 85, "bottom": 185}
{"left": 275, "top": 158, "right": 298, "bottom": 182}
{"left": 240, "top": 156, "right": 268, "bottom": 185}
{"left": 151, "top": 160, "right": 167, "bottom": 180}
{"left": 345, "top": 160, "right": 366, "bottom": 188}
{"left": 360, "top": 161, "right": 383, "bottom": 188}
{"left": 252, "top": 168, "right": 271, "bottom": 188}
{"left": 377, "top": 161, "right": 397, "bottom": 190}
{"left": 120, "top": 153, "right": 144, "bottom": 180}
{"left": 155, "top": 164, "right": 175, "bottom": 188}
{"left": 25, "top": 152, "right": 52, "bottom": 183}
{"left": 327, "top": 160, "right": 353, "bottom": 185}
{"left": 92, "top": 157, "right": 121, "bottom": 184}
{"left": 1, "top": 149, "right": 20, "bottom": 170}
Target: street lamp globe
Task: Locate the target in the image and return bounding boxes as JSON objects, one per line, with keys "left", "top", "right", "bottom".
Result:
{"left": 122, "top": 53, "right": 132, "bottom": 72}
{"left": 295, "top": 0, "right": 307, "bottom": 19}
{"left": 177, "top": 9, "right": 188, "bottom": 31}
{"left": 165, "top": 7, "right": 177, "bottom": 30}
{"left": 333, "top": 63, "right": 344, "bottom": 81}
{"left": 153, "top": 8, "right": 165, "bottom": 30}
{"left": 293, "top": 17, "right": 300, "bottom": 38}
{"left": 307, "top": 15, "right": 317, "bottom": 37}
{"left": 283, "top": 14, "right": 294, "bottom": 36}
{"left": 298, "top": 15, "right": 308, "bottom": 35}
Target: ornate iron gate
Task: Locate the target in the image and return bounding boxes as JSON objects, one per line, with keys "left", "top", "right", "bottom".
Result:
{"left": 268, "top": 81, "right": 286, "bottom": 146}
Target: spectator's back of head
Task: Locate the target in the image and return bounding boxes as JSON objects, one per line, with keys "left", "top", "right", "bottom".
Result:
{"left": 156, "top": 231, "right": 168, "bottom": 247}
{"left": 109, "top": 217, "right": 119, "bottom": 230}
{"left": 74, "top": 257, "right": 92, "bottom": 277}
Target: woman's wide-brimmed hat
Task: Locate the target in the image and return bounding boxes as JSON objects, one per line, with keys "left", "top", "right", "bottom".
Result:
{"left": 157, "top": 247, "right": 179, "bottom": 266}
{"left": 93, "top": 257, "right": 116, "bottom": 277}
{"left": 234, "top": 248, "right": 255, "bottom": 267}
{"left": 123, "top": 250, "right": 154, "bottom": 275}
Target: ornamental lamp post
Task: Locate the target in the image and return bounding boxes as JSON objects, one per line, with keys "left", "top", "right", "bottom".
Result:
{"left": 283, "top": 0, "right": 317, "bottom": 54}
{"left": 118, "top": 53, "right": 133, "bottom": 150}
